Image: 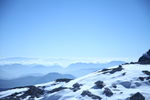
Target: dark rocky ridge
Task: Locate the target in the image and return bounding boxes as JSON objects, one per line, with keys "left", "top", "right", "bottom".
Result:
{"left": 138, "top": 49, "right": 150, "bottom": 64}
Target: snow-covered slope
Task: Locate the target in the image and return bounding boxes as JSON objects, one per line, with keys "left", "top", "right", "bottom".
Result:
{"left": 0, "top": 64, "right": 150, "bottom": 100}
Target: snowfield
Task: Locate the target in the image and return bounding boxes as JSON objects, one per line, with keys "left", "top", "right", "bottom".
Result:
{"left": 0, "top": 88, "right": 28, "bottom": 98}
{"left": 0, "top": 64, "right": 150, "bottom": 100}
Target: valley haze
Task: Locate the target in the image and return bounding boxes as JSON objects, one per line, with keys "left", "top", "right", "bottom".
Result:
{"left": 0, "top": 57, "right": 130, "bottom": 67}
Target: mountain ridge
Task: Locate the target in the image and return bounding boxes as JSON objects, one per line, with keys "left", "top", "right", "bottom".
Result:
{"left": 0, "top": 72, "right": 75, "bottom": 89}
{"left": 0, "top": 50, "right": 150, "bottom": 100}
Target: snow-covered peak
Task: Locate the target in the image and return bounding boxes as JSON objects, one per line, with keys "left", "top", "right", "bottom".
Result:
{"left": 0, "top": 64, "right": 150, "bottom": 100}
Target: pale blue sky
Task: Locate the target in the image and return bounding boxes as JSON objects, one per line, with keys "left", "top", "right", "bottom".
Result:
{"left": 0, "top": 0, "right": 150, "bottom": 60}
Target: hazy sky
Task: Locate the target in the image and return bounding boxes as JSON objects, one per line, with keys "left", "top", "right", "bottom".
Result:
{"left": 0, "top": 0, "right": 150, "bottom": 61}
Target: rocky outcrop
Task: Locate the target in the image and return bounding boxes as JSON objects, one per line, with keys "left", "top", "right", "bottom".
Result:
{"left": 129, "top": 92, "right": 145, "bottom": 100}
{"left": 81, "top": 90, "right": 102, "bottom": 100}
{"left": 138, "top": 50, "right": 150, "bottom": 64}
{"left": 101, "top": 65, "right": 123, "bottom": 74}
{"left": 55, "top": 78, "right": 73, "bottom": 83}
{"left": 103, "top": 88, "right": 113, "bottom": 97}
{"left": 93, "top": 81, "right": 105, "bottom": 89}
{"left": 109, "top": 65, "right": 123, "bottom": 74}
{"left": 0, "top": 86, "right": 45, "bottom": 100}
{"left": 48, "top": 87, "right": 67, "bottom": 93}
{"left": 142, "top": 70, "right": 150, "bottom": 75}
{"left": 70, "top": 83, "right": 82, "bottom": 92}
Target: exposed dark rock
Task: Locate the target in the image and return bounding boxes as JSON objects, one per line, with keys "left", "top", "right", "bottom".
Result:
{"left": 122, "top": 72, "right": 126, "bottom": 76}
{"left": 81, "top": 90, "right": 90, "bottom": 96}
{"left": 129, "top": 92, "right": 145, "bottom": 100}
{"left": 71, "top": 83, "right": 82, "bottom": 92}
{"left": 130, "top": 62, "right": 138, "bottom": 64}
{"left": 94, "top": 81, "right": 105, "bottom": 89}
{"left": 102, "top": 65, "right": 123, "bottom": 74}
{"left": 142, "top": 70, "right": 150, "bottom": 76}
{"left": 101, "top": 68, "right": 111, "bottom": 72}
{"left": 103, "top": 88, "right": 113, "bottom": 97}
{"left": 0, "top": 86, "right": 45, "bottom": 100}
{"left": 120, "top": 81, "right": 131, "bottom": 88}
{"left": 51, "top": 83, "right": 57, "bottom": 86}
{"left": 138, "top": 76, "right": 150, "bottom": 83}
{"left": 109, "top": 65, "right": 123, "bottom": 74}
{"left": 81, "top": 90, "right": 101, "bottom": 100}
{"left": 0, "top": 92, "right": 21, "bottom": 100}
{"left": 55, "top": 78, "right": 73, "bottom": 83}
{"left": 138, "top": 49, "right": 150, "bottom": 64}
{"left": 48, "top": 87, "right": 67, "bottom": 93}
{"left": 122, "top": 63, "right": 130, "bottom": 65}
{"left": 21, "top": 86, "right": 44, "bottom": 99}
{"left": 99, "top": 68, "right": 111, "bottom": 74}
{"left": 0, "top": 97, "right": 20, "bottom": 100}
{"left": 112, "top": 84, "right": 117, "bottom": 88}
{"left": 146, "top": 77, "right": 150, "bottom": 81}
{"left": 102, "top": 71, "right": 109, "bottom": 74}
{"left": 139, "top": 77, "right": 145, "bottom": 81}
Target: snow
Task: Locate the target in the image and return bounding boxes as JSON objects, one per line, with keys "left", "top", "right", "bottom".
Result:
{"left": 0, "top": 88, "right": 28, "bottom": 98}
{"left": 59, "top": 64, "right": 150, "bottom": 100}
{"left": 0, "top": 64, "right": 150, "bottom": 100}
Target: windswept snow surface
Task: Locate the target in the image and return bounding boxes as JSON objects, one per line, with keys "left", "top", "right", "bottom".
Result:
{"left": 0, "top": 88, "right": 28, "bottom": 98}
{"left": 58, "top": 64, "right": 150, "bottom": 100}
{"left": 0, "top": 64, "right": 150, "bottom": 100}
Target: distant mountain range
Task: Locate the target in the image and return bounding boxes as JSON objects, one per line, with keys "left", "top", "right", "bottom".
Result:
{"left": 0, "top": 72, "right": 75, "bottom": 89}
{"left": 0, "top": 64, "right": 63, "bottom": 79}
{"left": 0, "top": 60, "right": 125, "bottom": 89}
{"left": 0, "top": 61, "right": 126, "bottom": 79}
